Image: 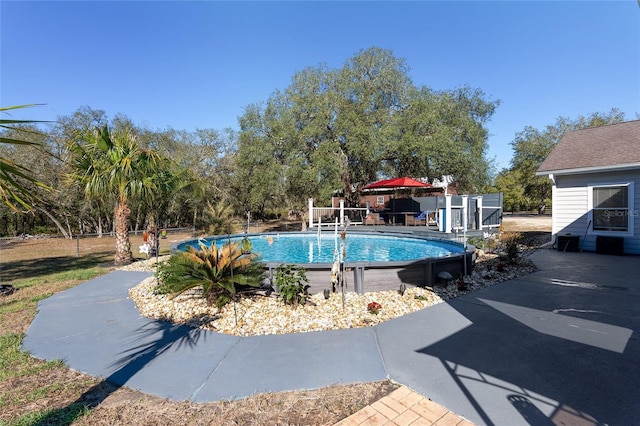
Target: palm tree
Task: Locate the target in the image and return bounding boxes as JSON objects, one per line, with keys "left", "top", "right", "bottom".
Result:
{"left": 67, "top": 125, "right": 166, "bottom": 265}
{"left": 0, "top": 104, "right": 50, "bottom": 210}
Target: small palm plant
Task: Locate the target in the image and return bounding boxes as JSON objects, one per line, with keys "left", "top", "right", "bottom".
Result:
{"left": 156, "top": 241, "right": 264, "bottom": 308}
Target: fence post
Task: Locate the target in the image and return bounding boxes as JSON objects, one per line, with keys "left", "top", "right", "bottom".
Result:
{"left": 76, "top": 234, "right": 80, "bottom": 257}
{"left": 308, "top": 198, "right": 314, "bottom": 229}
{"left": 475, "top": 196, "right": 483, "bottom": 230}
{"left": 353, "top": 263, "right": 365, "bottom": 294}
{"left": 445, "top": 195, "right": 452, "bottom": 233}
{"left": 461, "top": 195, "right": 468, "bottom": 232}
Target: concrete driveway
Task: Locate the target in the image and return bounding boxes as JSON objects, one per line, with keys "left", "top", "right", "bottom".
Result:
{"left": 377, "top": 249, "right": 640, "bottom": 425}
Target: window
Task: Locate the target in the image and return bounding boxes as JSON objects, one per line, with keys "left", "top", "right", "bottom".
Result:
{"left": 590, "top": 184, "right": 632, "bottom": 233}
{"left": 376, "top": 196, "right": 385, "bottom": 206}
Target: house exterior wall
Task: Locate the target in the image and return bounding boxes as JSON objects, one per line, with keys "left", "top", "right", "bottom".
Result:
{"left": 553, "top": 169, "right": 640, "bottom": 254}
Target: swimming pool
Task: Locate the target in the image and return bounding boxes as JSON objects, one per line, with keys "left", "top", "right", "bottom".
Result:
{"left": 173, "top": 231, "right": 474, "bottom": 293}
{"left": 178, "top": 233, "right": 464, "bottom": 264}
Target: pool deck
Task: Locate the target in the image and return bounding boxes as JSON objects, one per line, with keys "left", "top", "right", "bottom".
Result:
{"left": 330, "top": 223, "right": 487, "bottom": 238}
{"left": 22, "top": 248, "right": 640, "bottom": 425}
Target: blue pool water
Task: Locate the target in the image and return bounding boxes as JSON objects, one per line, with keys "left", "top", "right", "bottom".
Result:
{"left": 182, "top": 233, "right": 464, "bottom": 264}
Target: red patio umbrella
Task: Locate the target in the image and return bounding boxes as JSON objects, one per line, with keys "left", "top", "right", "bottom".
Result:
{"left": 361, "top": 177, "right": 431, "bottom": 225}
{"left": 361, "top": 177, "right": 431, "bottom": 190}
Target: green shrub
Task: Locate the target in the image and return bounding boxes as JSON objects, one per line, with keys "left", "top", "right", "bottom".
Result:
{"left": 500, "top": 231, "right": 523, "bottom": 263}
{"left": 274, "top": 264, "right": 310, "bottom": 307}
{"left": 466, "top": 236, "right": 485, "bottom": 250}
{"left": 156, "top": 242, "right": 265, "bottom": 308}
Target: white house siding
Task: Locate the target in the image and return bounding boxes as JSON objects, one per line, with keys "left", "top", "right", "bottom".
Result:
{"left": 553, "top": 170, "right": 640, "bottom": 254}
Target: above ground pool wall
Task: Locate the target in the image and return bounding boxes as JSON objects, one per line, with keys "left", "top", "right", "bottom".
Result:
{"left": 265, "top": 250, "right": 475, "bottom": 295}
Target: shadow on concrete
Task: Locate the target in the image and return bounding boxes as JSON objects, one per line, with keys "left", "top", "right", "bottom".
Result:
{"left": 27, "top": 320, "right": 206, "bottom": 426}
{"left": 415, "top": 287, "right": 639, "bottom": 425}
{"left": 108, "top": 320, "right": 206, "bottom": 386}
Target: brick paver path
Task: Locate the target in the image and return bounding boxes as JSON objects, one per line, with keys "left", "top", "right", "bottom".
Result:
{"left": 335, "top": 386, "right": 474, "bottom": 426}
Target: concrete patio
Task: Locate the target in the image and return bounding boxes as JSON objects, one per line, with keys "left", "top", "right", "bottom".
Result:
{"left": 22, "top": 248, "right": 640, "bottom": 425}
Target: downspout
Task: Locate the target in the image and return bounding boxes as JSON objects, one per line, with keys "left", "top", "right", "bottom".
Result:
{"left": 549, "top": 174, "right": 556, "bottom": 247}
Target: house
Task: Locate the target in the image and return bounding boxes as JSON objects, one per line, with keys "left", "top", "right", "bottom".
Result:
{"left": 536, "top": 120, "right": 640, "bottom": 254}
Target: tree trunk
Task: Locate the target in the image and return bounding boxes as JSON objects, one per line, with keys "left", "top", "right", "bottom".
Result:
{"left": 134, "top": 205, "right": 142, "bottom": 234}
{"left": 114, "top": 201, "right": 133, "bottom": 265}
{"left": 146, "top": 213, "right": 158, "bottom": 256}
{"left": 37, "top": 206, "right": 70, "bottom": 239}
{"left": 65, "top": 215, "right": 72, "bottom": 238}
{"left": 341, "top": 171, "right": 358, "bottom": 208}
{"left": 192, "top": 206, "right": 197, "bottom": 234}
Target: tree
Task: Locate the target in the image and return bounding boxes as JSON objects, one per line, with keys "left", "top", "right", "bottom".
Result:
{"left": 67, "top": 125, "right": 168, "bottom": 265}
{"left": 234, "top": 47, "right": 499, "bottom": 211}
{"left": 0, "top": 122, "right": 78, "bottom": 237}
{"left": 0, "top": 105, "right": 51, "bottom": 211}
{"left": 388, "top": 86, "right": 498, "bottom": 192}
{"left": 332, "top": 47, "right": 413, "bottom": 205}
{"left": 139, "top": 126, "right": 239, "bottom": 230}
{"left": 234, "top": 103, "right": 289, "bottom": 217}
{"left": 1, "top": 105, "right": 235, "bottom": 237}
{"left": 498, "top": 109, "right": 626, "bottom": 212}
{"left": 494, "top": 168, "right": 529, "bottom": 212}
{"left": 52, "top": 107, "right": 113, "bottom": 235}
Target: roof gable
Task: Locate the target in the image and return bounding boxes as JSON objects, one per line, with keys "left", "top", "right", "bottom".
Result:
{"left": 537, "top": 120, "right": 640, "bottom": 175}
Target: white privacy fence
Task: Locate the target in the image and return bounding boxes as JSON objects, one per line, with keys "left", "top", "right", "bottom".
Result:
{"left": 308, "top": 193, "right": 503, "bottom": 233}
{"left": 307, "top": 199, "right": 368, "bottom": 228}
{"left": 434, "top": 193, "right": 503, "bottom": 233}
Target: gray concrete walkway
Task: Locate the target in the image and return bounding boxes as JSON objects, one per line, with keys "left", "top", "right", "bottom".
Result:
{"left": 22, "top": 249, "right": 640, "bottom": 425}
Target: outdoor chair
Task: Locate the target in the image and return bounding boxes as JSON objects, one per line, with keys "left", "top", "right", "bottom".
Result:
{"left": 426, "top": 211, "right": 437, "bottom": 225}
{"left": 405, "top": 211, "right": 427, "bottom": 226}
{"left": 364, "top": 212, "right": 386, "bottom": 225}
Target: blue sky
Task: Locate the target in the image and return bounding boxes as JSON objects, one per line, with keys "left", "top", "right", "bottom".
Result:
{"left": 2, "top": 1, "right": 639, "bottom": 170}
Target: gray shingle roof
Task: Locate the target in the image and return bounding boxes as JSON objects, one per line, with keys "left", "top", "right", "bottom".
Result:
{"left": 537, "top": 120, "right": 640, "bottom": 174}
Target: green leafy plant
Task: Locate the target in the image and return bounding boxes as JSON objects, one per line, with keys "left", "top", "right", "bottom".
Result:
{"left": 466, "top": 236, "right": 485, "bottom": 250}
{"left": 156, "top": 242, "right": 264, "bottom": 308}
{"left": 241, "top": 235, "right": 252, "bottom": 253}
{"left": 274, "top": 264, "right": 310, "bottom": 307}
{"left": 1, "top": 104, "right": 51, "bottom": 210}
{"left": 205, "top": 200, "right": 236, "bottom": 235}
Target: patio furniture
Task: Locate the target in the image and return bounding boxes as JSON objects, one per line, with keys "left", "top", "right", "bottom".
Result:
{"left": 364, "top": 212, "right": 386, "bottom": 225}
{"left": 426, "top": 211, "right": 437, "bottom": 225}
{"left": 405, "top": 211, "right": 427, "bottom": 226}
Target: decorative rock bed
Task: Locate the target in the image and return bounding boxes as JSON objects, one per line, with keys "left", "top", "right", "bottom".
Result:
{"left": 122, "top": 252, "right": 538, "bottom": 337}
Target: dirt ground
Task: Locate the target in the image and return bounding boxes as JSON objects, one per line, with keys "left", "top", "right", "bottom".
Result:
{"left": 501, "top": 214, "right": 552, "bottom": 232}
{"left": 0, "top": 217, "right": 550, "bottom": 425}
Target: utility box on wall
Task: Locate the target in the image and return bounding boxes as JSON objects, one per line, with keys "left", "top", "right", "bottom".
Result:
{"left": 557, "top": 235, "right": 580, "bottom": 252}
{"left": 596, "top": 236, "right": 624, "bottom": 255}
